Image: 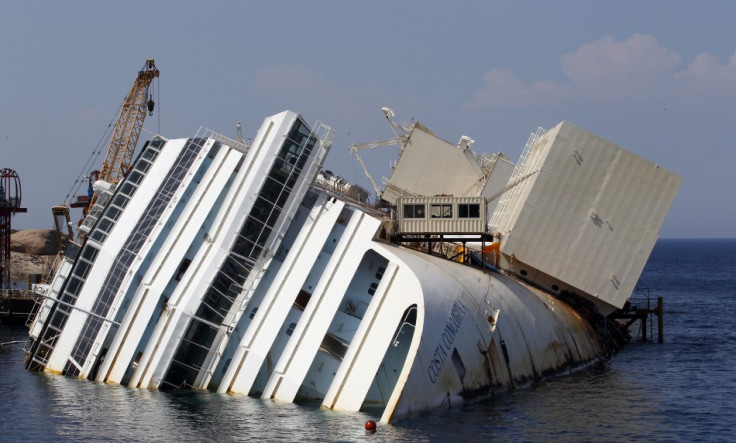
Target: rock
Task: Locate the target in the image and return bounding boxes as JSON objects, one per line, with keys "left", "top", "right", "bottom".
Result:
{"left": 10, "top": 252, "right": 56, "bottom": 283}
{"left": 10, "top": 229, "right": 59, "bottom": 256}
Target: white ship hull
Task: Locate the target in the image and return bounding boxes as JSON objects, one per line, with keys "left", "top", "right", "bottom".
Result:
{"left": 26, "top": 109, "right": 679, "bottom": 422}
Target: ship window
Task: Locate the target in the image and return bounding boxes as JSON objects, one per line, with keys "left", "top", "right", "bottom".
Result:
{"left": 261, "top": 176, "right": 286, "bottom": 207}
{"left": 134, "top": 159, "right": 152, "bottom": 175}
{"left": 142, "top": 148, "right": 157, "bottom": 161}
{"left": 249, "top": 307, "right": 258, "bottom": 320}
{"left": 227, "top": 283, "right": 243, "bottom": 300}
{"left": 194, "top": 295, "right": 227, "bottom": 324}
{"left": 73, "top": 260, "right": 91, "bottom": 279}
{"left": 175, "top": 258, "right": 191, "bottom": 281}
{"left": 119, "top": 182, "right": 136, "bottom": 197}
{"left": 458, "top": 203, "right": 481, "bottom": 219}
{"left": 275, "top": 141, "right": 301, "bottom": 175}
{"left": 105, "top": 206, "right": 121, "bottom": 222}
{"left": 403, "top": 204, "right": 425, "bottom": 219}
{"left": 86, "top": 204, "right": 103, "bottom": 220}
{"left": 232, "top": 235, "right": 258, "bottom": 261}
{"left": 208, "top": 141, "right": 222, "bottom": 159}
{"left": 286, "top": 322, "right": 296, "bottom": 336}
{"left": 375, "top": 266, "right": 386, "bottom": 280}
{"left": 368, "top": 282, "right": 378, "bottom": 296}
{"left": 149, "top": 136, "right": 164, "bottom": 149}
{"left": 97, "top": 217, "right": 114, "bottom": 234}
{"left": 81, "top": 245, "right": 99, "bottom": 262}
{"left": 293, "top": 290, "right": 312, "bottom": 310}
{"left": 90, "top": 230, "right": 107, "bottom": 243}
{"left": 430, "top": 204, "right": 453, "bottom": 219}
{"left": 66, "top": 276, "right": 84, "bottom": 296}
{"left": 111, "top": 194, "right": 129, "bottom": 210}
{"left": 127, "top": 170, "right": 144, "bottom": 185}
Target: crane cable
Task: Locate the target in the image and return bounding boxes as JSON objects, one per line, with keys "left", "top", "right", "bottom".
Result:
{"left": 61, "top": 99, "right": 124, "bottom": 205}
{"left": 156, "top": 73, "right": 161, "bottom": 134}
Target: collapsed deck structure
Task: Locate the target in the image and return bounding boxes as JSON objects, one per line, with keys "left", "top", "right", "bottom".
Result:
{"left": 25, "top": 109, "right": 680, "bottom": 422}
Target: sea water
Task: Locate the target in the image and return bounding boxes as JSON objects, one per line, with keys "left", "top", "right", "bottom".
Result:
{"left": 1, "top": 239, "right": 734, "bottom": 442}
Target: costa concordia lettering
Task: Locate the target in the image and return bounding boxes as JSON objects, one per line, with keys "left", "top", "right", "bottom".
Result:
{"left": 427, "top": 299, "right": 468, "bottom": 384}
{"left": 25, "top": 108, "right": 681, "bottom": 422}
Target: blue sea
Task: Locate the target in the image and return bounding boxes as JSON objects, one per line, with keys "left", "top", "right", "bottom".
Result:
{"left": 1, "top": 239, "right": 734, "bottom": 442}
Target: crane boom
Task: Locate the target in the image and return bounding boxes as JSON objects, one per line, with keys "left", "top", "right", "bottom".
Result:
{"left": 99, "top": 59, "right": 160, "bottom": 184}
{"left": 349, "top": 137, "right": 404, "bottom": 199}
{"left": 82, "top": 59, "right": 159, "bottom": 218}
{"left": 347, "top": 107, "right": 412, "bottom": 202}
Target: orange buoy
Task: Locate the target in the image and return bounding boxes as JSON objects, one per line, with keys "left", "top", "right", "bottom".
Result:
{"left": 365, "top": 420, "right": 377, "bottom": 432}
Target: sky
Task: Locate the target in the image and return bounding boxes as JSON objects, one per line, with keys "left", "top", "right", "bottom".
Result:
{"left": 1, "top": 1, "right": 734, "bottom": 238}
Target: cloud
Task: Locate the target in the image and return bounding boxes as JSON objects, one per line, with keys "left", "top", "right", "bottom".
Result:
{"left": 465, "top": 34, "right": 736, "bottom": 109}
{"left": 559, "top": 34, "right": 681, "bottom": 102}
{"left": 674, "top": 51, "right": 736, "bottom": 94}
{"left": 466, "top": 68, "right": 565, "bottom": 108}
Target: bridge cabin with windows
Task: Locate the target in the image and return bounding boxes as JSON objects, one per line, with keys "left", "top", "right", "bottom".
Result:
{"left": 394, "top": 196, "right": 493, "bottom": 252}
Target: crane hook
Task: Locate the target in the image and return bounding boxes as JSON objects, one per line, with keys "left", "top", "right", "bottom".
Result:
{"left": 147, "top": 96, "right": 155, "bottom": 116}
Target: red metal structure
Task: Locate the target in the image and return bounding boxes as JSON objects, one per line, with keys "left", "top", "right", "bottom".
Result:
{"left": 0, "top": 168, "right": 27, "bottom": 288}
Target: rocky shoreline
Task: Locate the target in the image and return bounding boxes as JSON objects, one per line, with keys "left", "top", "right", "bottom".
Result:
{"left": 7, "top": 229, "right": 59, "bottom": 287}
{"left": 1, "top": 229, "right": 60, "bottom": 324}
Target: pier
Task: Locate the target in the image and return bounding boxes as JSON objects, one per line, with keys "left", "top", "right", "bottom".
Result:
{"left": 612, "top": 290, "right": 664, "bottom": 343}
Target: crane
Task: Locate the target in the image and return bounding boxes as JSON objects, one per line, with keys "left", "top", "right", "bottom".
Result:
{"left": 349, "top": 107, "right": 410, "bottom": 200}
{"left": 86, "top": 58, "right": 160, "bottom": 212}
{"left": 53, "top": 59, "right": 159, "bottom": 250}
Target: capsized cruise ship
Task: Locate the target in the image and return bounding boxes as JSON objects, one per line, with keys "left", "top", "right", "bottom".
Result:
{"left": 25, "top": 108, "right": 681, "bottom": 422}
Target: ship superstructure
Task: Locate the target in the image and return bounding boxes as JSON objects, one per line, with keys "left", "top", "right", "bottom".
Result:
{"left": 26, "top": 109, "right": 681, "bottom": 422}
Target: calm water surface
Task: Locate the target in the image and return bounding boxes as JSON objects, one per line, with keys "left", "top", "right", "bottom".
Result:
{"left": 1, "top": 239, "right": 734, "bottom": 441}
